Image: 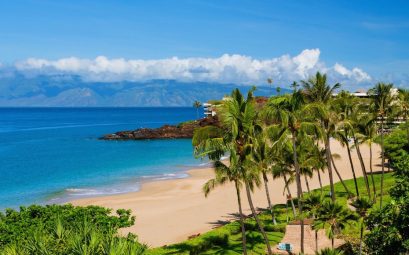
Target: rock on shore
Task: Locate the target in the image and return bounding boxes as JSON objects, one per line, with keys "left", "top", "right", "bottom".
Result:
{"left": 101, "top": 116, "right": 219, "bottom": 140}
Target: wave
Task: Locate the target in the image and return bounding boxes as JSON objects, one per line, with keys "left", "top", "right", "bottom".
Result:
{"left": 48, "top": 171, "right": 191, "bottom": 204}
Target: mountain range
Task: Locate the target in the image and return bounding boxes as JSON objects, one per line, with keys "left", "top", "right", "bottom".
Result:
{"left": 0, "top": 72, "right": 288, "bottom": 106}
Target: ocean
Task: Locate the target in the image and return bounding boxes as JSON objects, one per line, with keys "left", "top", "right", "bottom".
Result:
{"left": 0, "top": 107, "right": 206, "bottom": 209}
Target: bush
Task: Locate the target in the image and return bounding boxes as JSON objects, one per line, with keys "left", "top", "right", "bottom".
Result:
{"left": 364, "top": 150, "right": 409, "bottom": 254}
{"left": 0, "top": 204, "right": 145, "bottom": 255}
{"left": 264, "top": 224, "right": 286, "bottom": 233}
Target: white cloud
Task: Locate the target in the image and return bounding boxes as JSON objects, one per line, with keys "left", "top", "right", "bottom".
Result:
{"left": 333, "top": 63, "right": 371, "bottom": 82}
{"left": 13, "top": 49, "right": 371, "bottom": 87}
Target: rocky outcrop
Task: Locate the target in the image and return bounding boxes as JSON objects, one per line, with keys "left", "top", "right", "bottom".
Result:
{"left": 101, "top": 116, "right": 219, "bottom": 140}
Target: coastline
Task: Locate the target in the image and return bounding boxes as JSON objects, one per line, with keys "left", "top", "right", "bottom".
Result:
{"left": 71, "top": 141, "right": 381, "bottom": 248}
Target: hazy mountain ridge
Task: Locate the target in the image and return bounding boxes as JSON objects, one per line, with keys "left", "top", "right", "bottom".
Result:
{"left": 0, "top": 73, "right": 288, "bottom": 106}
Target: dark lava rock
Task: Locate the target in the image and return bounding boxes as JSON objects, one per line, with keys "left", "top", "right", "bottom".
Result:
{"left": 101, "top": 116, "right": 219, "bottom": 140}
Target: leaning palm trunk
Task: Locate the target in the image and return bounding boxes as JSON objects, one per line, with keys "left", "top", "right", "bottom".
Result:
{"left": 304, "top": 174, "right": 311, "bottom": 193}
{"left": 380, "top": 117, "right": 385, "bottom": 208}
{"left": 346, "top": 138, "right": 360, "bottom": 197}
{"left": 262, "top": 172, "right": 277, "bottom": 225}
{"left": 369, "top": 144, "right": 376, "bottom": 201}
{"left": 317, "top": 169, "right": 323, "bottom": 193}
{"left": 244, "top": 181, "right": 273, "bottom": 255}
{"left": 324, "top": 137, "right": 336, "bottom": 201}
{"left": 283, "top": 175, "right": 297, "bottom": 218}
{"left": 330, "top": 155, "right": 352, "bottom": 197}
{"left": 291, "top": 131, "right": 304, "bottom": 254}
{"left": 354, "top": 138, "right": 372, "bottom": 199}
{"left": 234, "top": 181, "right": 247, "bottom": 255}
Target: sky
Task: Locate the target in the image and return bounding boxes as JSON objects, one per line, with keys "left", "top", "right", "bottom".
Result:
{"left": 0, "top": 0, "right": 408, "bottom": 89}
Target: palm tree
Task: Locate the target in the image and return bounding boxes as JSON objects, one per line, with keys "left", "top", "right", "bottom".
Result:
{"left": 193, "top": 100, "right": 202, "bottom": 119}
{"left": 397, "top": 88, "right": 409, "bottom": 141}
{"left": 333, "top": 91, "right": 360, "bottom": 197}
{"left": 350, "top": 197, "right": 373, "bottom": 255}
{"left": 313, "top": 200, "right": 355, "bottom": 249}
{"left": 252, "top": 133, "right": 277, "bottom": 224}
{"left": 358, "top": 116, "right": 378, "bottom": 201}
{"left": 265, "top": 89, "right": 313, "bottom": 253}
{"left": 194, "top": 88, "right": 274, "bottom": 254}
{"left": 270, "top": 148, "right": 297, "bottom": 218}
{"left": 276, "top": 86, "right": 281, "bottom": 95}
{"left": 219, "top": 88, "right": 274, "bottom": 254}
{"left": 351, "top": 111, "right": 372, "bottom": 200}
{"left": 303, "top": 192, "right": 325, "bottom": 252}
{"left": 267, "top": 78, "right": 273, "bottom": 95}
{"left": 202, "top": 153, "right": 248, "bottom": 255}
{"left": 301, "top": 72, "right": 341, "bottom": 202}
{"left": 368, "top": 83, "right": 394, "bottom": 208}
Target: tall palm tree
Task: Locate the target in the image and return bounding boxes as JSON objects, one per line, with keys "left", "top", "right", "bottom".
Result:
{"left": 202, "top": 153, "right": 248, "bottom": 255}
{"left": 270, "top": 148, "right": 297, "bottom": 218}
{"left": 350, "top": 197, "right": 373, "bottom": 255}
{"left": 252, "top": 133, "right": 277, "bottom": 224}
{"left": 193, "top": 100, "right": 202, "bottom": 119}
{"left": 357, "top": 116, "right": 378, "bottom": 201}
{"left": 368, "top": 83, "right": 394, "bottom": 208}
{"left": 333, "top": 91, "right": 360, "bottom": 197}
{"left": 313, "top": 200, "right": 355, "bottom": 249}
{"left": 351, "top": 111, "right": 372, "bottom": 200}
{"left": 265, "top": 89, "right": 314, "bottom": 253}
{"left": 220, "top": 88, "right": 274, "bottom": 254}
{"left": 194, "top": 88, "right": 274, "bottom": 254}
{"left": 302, "top": 72, "right": 341, "bottom": 202}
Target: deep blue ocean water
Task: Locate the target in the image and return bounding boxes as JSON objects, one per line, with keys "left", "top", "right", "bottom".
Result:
{"left": 0, "top": 107, "right": 206, "bottom": 209}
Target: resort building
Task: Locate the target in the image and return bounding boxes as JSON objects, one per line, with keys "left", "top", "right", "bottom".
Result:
{"left": 203, "top": 102, "right": 217, "bottom": 117}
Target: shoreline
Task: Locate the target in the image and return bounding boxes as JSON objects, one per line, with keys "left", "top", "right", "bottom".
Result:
{"left": 71, "top": 141, "right": 381, "bottom": 248}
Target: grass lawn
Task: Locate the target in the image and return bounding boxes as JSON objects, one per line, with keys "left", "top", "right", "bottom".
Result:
{"left": 146, "top": 172, "right": 395, "bottom": 255}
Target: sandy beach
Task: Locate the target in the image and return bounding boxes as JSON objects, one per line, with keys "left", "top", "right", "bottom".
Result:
{"left": 72, "top": 141, "right": 381, "bottom": 247}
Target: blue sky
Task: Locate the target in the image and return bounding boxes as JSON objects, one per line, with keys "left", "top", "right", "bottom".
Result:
{"left": 0, "top": 0, "right": 408, "bottom": 87}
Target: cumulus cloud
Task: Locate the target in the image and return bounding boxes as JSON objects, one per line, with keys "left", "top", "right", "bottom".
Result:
{"left": 13, "top": 49, "right": 371, "bottom": 87}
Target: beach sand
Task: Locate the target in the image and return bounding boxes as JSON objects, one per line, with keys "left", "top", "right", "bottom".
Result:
{"left": 72, "top": 141, "right": 382, "bottom": 247}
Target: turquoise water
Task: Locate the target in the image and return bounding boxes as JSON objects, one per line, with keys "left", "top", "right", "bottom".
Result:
{"left": 0, "top": 107, "right": 206, "bottom": 209}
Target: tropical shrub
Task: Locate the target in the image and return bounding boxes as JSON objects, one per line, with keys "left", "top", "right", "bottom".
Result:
{"left": 0, "top": 204, "right": 145, "bottom": 255}
{"left": 364, "top": 147, "right": 409, "bottom": 254}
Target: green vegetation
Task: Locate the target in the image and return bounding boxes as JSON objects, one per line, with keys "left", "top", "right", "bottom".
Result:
{"left": 364, "top": 124, "right": 409, "bottom": 255}
{"left": 1, "top": 75, "right": 407, "bottom": 254}
{"left": 0, "top": 204, "right": 146, "bottom": 254}
{"left": 189, "top": 75, "right": 407, "bottom": 255}
{"left": 145, "top": 173, "right": 395, "bottom": 254}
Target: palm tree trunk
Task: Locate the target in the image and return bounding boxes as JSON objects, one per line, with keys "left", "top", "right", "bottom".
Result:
{"left": 315, "top": 230, "right": 318, "bottom": 252}
{"left": 244, "top": 181, "right": 273, "bottom": 255}
{"left": 235, "top": 181, "right": 247, "bottom": 255}
{"left": 354, "top": 138, "right": 372, "bottom": 199}
{"left": 380, "top": 117, "right": 385, "bottom": 208}
{"left": 325, "top": 137, "right": 336, "bottom": 202}
{"left": 291, "top": 130, "right": 304, "bottom": 254}
{"left": 317, "top": 169, "right": 323, "bottom": 193}
{"left": 330, "top": 154, "right": 352, "bottom": 197}
{"left": 283, "top": 175, "right": 297, "bottom": 218}
{"left": 304, "top": 174, "right": 311, "bottom": 193}
{"left": 262, "top": 172, "right": 276, "bottom": 225}
{"left": 369, "top": 144, "right": 376, "bottom": 201}
{"left": 346, "top": 138, "right": 360, "bottom": 197}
